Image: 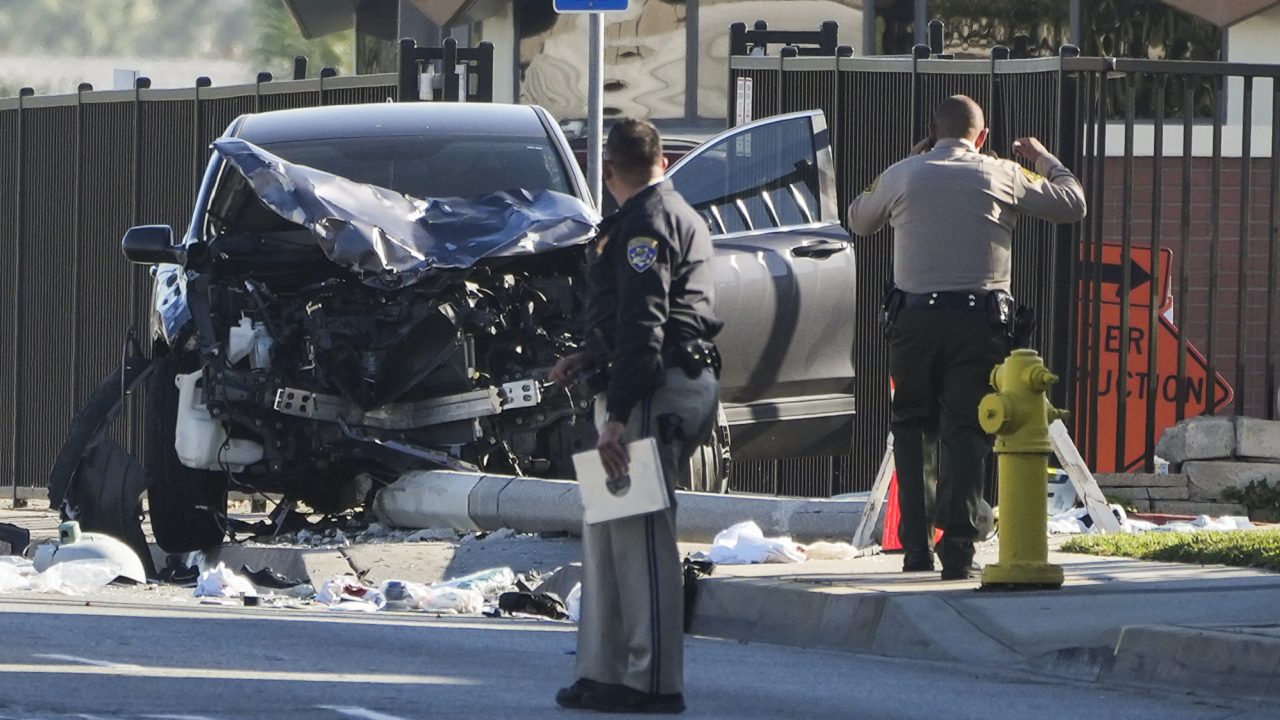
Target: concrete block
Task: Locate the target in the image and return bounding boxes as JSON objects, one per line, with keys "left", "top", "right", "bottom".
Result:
{"left": 1094, "top": 473, "right": 1187, "bottom": 488}
{"left": 1146, "top": 486, "right": 1190, "bottom": 501}
{"left": 1102, "top": 487, "right": 1149, "bottom": 502}
{"left": 1233, "top": 417, "right": 1280, "bottom": 461}
{"left": 1155, "top": 417, "right": 1235, "bottom": 463}
{"left": 1150, "top": 500, "right": 1249, "bottom": 517}
{"left": 1183, "top": 461, "right": 1280, "bottom": 502}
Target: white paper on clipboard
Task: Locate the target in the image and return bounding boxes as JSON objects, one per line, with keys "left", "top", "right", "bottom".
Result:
{"left": 573, "top": 437, "right": 669, "bottom": 524}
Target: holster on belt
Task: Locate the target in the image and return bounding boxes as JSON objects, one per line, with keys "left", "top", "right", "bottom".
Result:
{"left": 986, "top": 290, "right": 1037, "bottom": 349}
{"left": 879, "top": 280, "right": 905, "bottom": 338}
{"left": 665, "top": 340, "right": 721, "bottom": 380}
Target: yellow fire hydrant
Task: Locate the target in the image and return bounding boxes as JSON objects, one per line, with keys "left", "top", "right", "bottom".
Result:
{"left": 977, "top": 349, "right": 1069, "bottom": 589}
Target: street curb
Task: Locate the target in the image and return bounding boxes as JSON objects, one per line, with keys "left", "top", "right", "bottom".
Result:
{"left": 1105, "top": 625, "right": 1280, "bottom": 699}
{"left": 687, "top": 576, "right": 1022, "bottom": 664}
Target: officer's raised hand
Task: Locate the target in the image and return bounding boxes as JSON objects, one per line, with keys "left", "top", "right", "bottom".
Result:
{"left": 597, "top": 420, "right": 630, "bottom": 479}
{"left": 1012, "top": 137, "right": 1049, "bottom": 162}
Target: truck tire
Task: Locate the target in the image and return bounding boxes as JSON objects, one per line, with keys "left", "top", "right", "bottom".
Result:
{"left": 683, "top": 404, "right": 731, "bottom": 494}
{"left": 145, "top": 355, "right": 229, "bottom": 553}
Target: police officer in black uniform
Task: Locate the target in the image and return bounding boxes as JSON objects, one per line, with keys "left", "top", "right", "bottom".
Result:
{"left": 550, "top": 118, "right": 721, "bottom": 714}
{"left": 847, "top": 95, "right": 1086, "bottom": 580}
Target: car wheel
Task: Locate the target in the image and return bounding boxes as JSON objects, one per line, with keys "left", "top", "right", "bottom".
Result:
{"left": 48, "top": 359, "right": 156, "bottom": 575}
{"left": 683, "top": 404, "right": 731, "bottom": 493}
{"left": 145, "top": 355, "right": 229, "bottom": 553}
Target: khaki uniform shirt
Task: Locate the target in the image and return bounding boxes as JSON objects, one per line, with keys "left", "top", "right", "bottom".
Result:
{"left": 846, "top": 138, "right": 1087, "bottom": 294}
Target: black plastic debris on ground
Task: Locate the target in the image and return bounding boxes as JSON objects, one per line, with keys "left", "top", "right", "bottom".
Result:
{"left": 0, "top": 522, "right": 30, "bottom": 557}
{"left": 496, "top": 591, "right": 569, "bottom": 620}
{"left": 682, "top": 557, "right": 715, "bottom": 633}
{"left": 157, "top": 555, "right": 200, "bottom": 586}
{"left": 241, "top": 565, "right": 307, "bottom": 589}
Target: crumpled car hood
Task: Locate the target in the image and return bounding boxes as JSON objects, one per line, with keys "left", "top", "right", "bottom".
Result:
{"left": 212, "top": 138, "right": 598, "bottom": 290}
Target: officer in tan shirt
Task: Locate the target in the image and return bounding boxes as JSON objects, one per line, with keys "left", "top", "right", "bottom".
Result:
{"left": 847, "top": 95, "right": 1086, "bottom": 579}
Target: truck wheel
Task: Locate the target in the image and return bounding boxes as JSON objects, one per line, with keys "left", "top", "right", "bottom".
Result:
{"left": 683, "top": 404, "right": 731, "bottom": 494}
{"left": 145, "top": 355, "right": 229, "bottom": 553}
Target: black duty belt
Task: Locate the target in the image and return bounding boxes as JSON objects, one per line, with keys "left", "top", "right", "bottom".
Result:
{"left": 902, "top": 290, "right": 988, "bottom": 310}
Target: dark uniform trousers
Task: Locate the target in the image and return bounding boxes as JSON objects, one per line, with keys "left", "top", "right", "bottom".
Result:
{"left": 577, "top": 367, "right": 718, "bottom": 696}
{"left": 888, "top": 305, "right": 1007, "bottom": 558}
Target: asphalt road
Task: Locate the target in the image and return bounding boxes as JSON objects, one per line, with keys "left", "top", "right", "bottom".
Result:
{"left": 0, "top": 594, "right": 1269, "bottom": 720}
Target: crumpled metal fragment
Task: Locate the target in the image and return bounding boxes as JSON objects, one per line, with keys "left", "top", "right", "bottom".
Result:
{"left": 212, "top": 138, "right": 598, "bottom": 289}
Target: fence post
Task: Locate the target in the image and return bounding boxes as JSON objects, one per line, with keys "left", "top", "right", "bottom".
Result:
{"left": 293, "top": 56, "right": 308, "bottom": 81}
{"left": 398, "top": 38, "right": 419, "bottom": 101}
{"left": 71, "top": 83, "right": 90, "bottom": 410}
{"left": 194, "top": 77, "right": 210, "bottom": 193}
{"left": 443, "top": 37, "right": 460, "bottom": 102}
{"left": 254, "top": 72, "right": 271, "bottom": 114}
{"left": 1054, "top": 45, "right": 1081, "bottom": 421}
{"left": 10, "top": 87, "right": 33, "bottom": 505}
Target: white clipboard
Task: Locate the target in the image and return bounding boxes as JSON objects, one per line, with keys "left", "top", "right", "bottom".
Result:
{"left": 573, "top": 437, "right": 670, "bottom": 524}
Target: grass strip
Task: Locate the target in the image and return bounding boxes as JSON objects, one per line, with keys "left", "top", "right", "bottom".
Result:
{"left": 1060, "top": 528, "right": 1280, "bottom": 572}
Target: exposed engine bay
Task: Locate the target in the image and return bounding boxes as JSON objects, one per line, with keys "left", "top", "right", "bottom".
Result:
{"left": 163, "top": 139, "right": 603, "bottom": 510}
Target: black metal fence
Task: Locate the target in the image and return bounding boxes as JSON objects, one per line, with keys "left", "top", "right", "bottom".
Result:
{"left": 727, "top": 40, "right": 1280, "bottom": 494}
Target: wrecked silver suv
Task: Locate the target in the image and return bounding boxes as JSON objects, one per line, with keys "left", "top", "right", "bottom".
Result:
{"left": 51, "top": 103, "right": 856, "bottom": 559}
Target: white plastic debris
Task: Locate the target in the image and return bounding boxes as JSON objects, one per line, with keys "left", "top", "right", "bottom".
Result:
{"left": 565, "top": 582, "right": 582, "bottom": 623}
{"left": 419, "top": 586, "right": 484, "bottom": 614}
{"left": 708, "top": 521, "right": 806, "bottom": 564}
{"left": 32, "top": 531, "right": 146, "bottom": 584}
{"left": 433, "top": 567, "right": 515, "bottom": 597}
{"left": 1153, "top": 515, "right": 1254, "bottom": 533}
{"left": 379, "top": 579, "right": 483, "bottom": 614}
{"left": 31, "top": 559, "right": 120, "bottom": 595}
{"left": 316, "top": 577, "right": 386, "bottom": 611}
{"left": 801, "top": 541, "right": 861, "bottom": 561}
{"left": 194, "top": 562, "right": 258, "bottom": 598}
{"left": 0, "top": 557, "right": 35, "bottom": 593}
{"left": 485, "top": 528, "right": 519, "bottom": 541}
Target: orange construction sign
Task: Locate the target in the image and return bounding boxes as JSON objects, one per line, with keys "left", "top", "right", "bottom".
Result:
{"left": 1077, "top": 243, "right": 1232, "bottom": 473}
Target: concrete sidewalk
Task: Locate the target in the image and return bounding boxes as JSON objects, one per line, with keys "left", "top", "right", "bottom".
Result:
{"left": 4, "top": 499, "right": 1278, "bottom": 703}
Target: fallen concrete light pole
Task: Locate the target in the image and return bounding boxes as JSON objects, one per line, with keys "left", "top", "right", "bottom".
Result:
{"left": 372, "top": 470, "right": 870, "bottom": 544}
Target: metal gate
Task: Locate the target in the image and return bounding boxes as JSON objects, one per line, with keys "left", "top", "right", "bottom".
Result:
{"left": 729, "top": 41, "right": 1280, "bottom": 493}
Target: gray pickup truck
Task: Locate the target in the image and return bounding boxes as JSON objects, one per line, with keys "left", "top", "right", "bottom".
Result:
{"left": 51, "top": 101, "right": 855, "bottom": 555}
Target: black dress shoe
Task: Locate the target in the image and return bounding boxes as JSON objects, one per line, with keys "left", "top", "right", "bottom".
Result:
{"left": 580, "top": 684, "right": 686, "bottom": 714}
{"left": 902, "top": 550, "right": 935, "bottom": 572}
{"left": 556, "top": 678, "right": 619, "bottom": 709}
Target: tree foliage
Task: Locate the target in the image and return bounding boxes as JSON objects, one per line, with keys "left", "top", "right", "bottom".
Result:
{"left": 0, "top": 0, "right": 351, "bottom": 76}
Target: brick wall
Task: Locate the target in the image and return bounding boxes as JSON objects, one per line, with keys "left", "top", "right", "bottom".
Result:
{"left": 1094, "top": 155, "right": 1280, "bottom": 418}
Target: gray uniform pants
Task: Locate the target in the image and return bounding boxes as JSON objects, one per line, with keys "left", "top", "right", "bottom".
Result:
{"left": 576, "top": 367, "right": 718, "bottom": 695}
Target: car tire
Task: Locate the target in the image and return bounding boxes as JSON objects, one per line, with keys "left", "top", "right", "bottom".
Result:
{"left": 145, "top": 355, "right": 229, "bottom": 554}
{"left": 683, "top": 404, "right": 731, "bottom": 494}
{"left": 48, "top": 359, "right": 156, "bottom": 575}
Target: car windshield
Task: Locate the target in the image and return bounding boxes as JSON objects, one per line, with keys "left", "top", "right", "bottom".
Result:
{"left": 258, "top": 134, "right": 573, "bottom": 199}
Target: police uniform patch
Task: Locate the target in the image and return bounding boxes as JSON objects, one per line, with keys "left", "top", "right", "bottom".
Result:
{"left": 627, "top": 237, "right": 659, "bottom": 273}
{"left": 1020, "top": 166, "right": 1045, "bottom": 183}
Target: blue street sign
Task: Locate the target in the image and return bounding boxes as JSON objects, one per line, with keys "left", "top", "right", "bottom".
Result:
{"left": 554, "top": 0, "right": 628, "bottom": 12}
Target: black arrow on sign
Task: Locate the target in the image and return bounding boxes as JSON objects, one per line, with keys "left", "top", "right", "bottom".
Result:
{"left": 1082, "top": 258, "right": 1152, "bottom": 299}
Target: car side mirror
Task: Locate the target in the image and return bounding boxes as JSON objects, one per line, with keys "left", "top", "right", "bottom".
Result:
{"left": 121, "top": 225, "right": 185, "bottom": 266}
